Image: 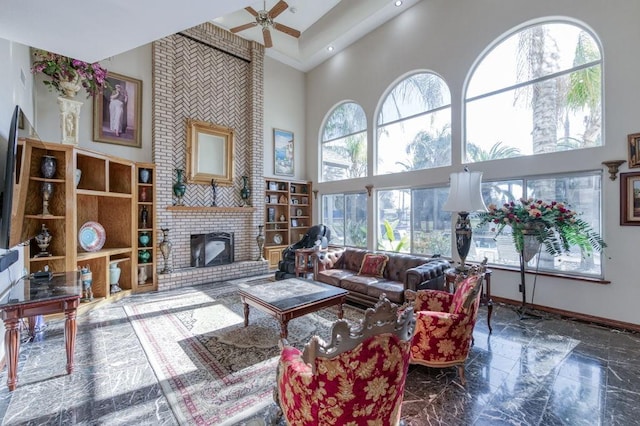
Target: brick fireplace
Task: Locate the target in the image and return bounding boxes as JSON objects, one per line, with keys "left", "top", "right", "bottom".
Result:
{"left": 152, "top": 23, "right": 268, "bottom": 290}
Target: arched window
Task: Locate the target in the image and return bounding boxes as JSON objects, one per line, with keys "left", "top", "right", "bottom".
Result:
{"left": 376, "top": 72, "right": 451, "bottom": 175}
{"left": 320, "top": 102, "right": 367, "bottom": 182}
{"left": 465, "top": 21, "right": 603, "bottom": 161}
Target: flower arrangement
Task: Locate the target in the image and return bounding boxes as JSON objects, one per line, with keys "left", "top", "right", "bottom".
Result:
{"left": 476, "top": 198, "right": 606, "bottom": 257}
{"left": 30, "top": 49, "right": 110, "bottom": 98}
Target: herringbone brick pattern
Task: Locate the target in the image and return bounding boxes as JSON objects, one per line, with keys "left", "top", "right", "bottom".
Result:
{"left": 152, "top": 23, "right": 266, "bottom": 290}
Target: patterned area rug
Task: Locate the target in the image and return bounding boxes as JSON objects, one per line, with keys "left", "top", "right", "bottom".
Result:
{"left": 125, "top": 282, "right": 362, "bottom": 425}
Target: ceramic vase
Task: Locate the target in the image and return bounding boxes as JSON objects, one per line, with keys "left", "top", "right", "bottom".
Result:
{"left": 138, "top": 265, "right": 147, "bottom": 285}
{"left": 138, "top": 249, "right": 151, "bottom": 264}
{"left": 159, "top": 228, "right": 173, "bottom": 274}
{"left": 139, "top": 168, "right": 150, "bottom": 183}
{"left": 40, "top": 155, "right": 57, "bottom": 179}
{"left": 75, "top": 169, "right": 82, "bottom": 187}
{"left": 173, "top": 169, "right": 187, "bottom": 206}
{"left": 109, "top": 261, "right": 123, "bottom": 294}
{"left": 139, "top": 232, "right": 150, "bottom": 247}
{"left": 140, "top": 186, "right": 148, "bottom": 202}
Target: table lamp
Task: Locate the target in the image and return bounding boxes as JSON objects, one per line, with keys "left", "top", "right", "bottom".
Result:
{"left": 443, "top": 168, "right": 487, "bottom": 271}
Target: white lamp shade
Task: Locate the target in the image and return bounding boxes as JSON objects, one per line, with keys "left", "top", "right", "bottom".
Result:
{"left": 442, "top": 171, "right": 487, "bottom": 212}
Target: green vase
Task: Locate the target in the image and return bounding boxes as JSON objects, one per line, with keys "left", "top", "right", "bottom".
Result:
{"left": 173, "top": 169, "right": 187, "bottom": 206}
{"left": 138, "top": 249, "right": 151, "bottom": 264}
{"left": 138, "top": 232, "right": 150, "bottom": 247}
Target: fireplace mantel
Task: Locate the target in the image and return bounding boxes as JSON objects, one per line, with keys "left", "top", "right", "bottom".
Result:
{"left": 166, "top": 206, "right": 256, "bottom": 213}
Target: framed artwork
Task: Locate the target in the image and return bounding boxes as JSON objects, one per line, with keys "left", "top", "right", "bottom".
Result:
{"left": 93, "top": 72, "right": 142, "bottom": 148}
{"left": 628, "top": 133, "right": 640, "bottom": 168}
{"left": 620, "top": 172, "right": 640, "bottom": 225}
{"left": 185, "top": 119, "right": 234, "bottom": 186}
{"left": 291, "top": 219, "right": 298, "bottom": 227}
{"left": 274, "top": 128, "right": 294, "bottom": 176}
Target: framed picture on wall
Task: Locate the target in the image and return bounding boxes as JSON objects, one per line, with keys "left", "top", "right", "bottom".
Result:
{"left": 93, "top": 72, "right": 142, "bottom": 148}
{"left": 628, "top": 133, "right": 640, "bottom": 168}
{"left": 620, "top": 172, "right": 640, "bottom": 225}
{"left": 274, "top": 128, "right": 294, "bottom": 176}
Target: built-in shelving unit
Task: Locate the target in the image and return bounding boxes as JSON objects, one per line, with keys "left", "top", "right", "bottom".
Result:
{"left": 264, "top": 178, "right": 312, "bottom": 268}
{"left": 13, "top": 138, "right": 157, "bottom": 310}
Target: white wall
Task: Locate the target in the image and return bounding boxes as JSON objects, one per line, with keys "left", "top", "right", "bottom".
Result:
{"left": 305, "top": 0, "right": 640, "bottom": 325}
{"left": 263, "top": 56, "right": 306, "bottom": 181}
{"left": 34, "top": 44, "right": 153, "bottom": 163}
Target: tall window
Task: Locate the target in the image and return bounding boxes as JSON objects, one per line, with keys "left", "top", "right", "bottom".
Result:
{"left": 376, "top": 72, "right": 451, "bottom": 175}
{"left": 321, "top": 102, "right": 367, "bottom": 182}
{"left": 322, "top": 193, "right": 368, "bottom": 247}
{"left": 470, "top": 172, "right": 603, "bottom": 277}
{"left": 465, "top": 22, "right": 603, "bottom": 161}
{"left": 377, "top": 187, "right": 452, "bottom": 256}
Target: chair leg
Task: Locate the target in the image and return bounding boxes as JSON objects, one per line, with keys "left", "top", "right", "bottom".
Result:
{"left": 457, "top": 365, "right": 466, "bottom": 386}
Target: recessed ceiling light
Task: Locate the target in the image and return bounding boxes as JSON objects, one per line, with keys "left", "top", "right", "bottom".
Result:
{"left": 394, "top": 1, "right": 403, "bottom": 6}
{"left": 327, "top": 46, "right": 335, "bottom": 52}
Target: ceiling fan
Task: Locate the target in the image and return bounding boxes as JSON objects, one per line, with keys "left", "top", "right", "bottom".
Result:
{"left": 230, "top": 0, "right": 301, "bottom": 48}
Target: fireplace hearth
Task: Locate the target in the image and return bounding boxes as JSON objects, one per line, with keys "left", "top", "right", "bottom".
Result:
{"left": 190, "top": 232, "right": 234, "bottom": 267}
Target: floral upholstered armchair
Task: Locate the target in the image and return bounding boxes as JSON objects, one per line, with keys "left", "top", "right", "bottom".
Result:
{"left": 274, "top": 294, "right": 415, "bottom": 426}
{"left": 404, "top": 261, "right": 487, "bottom": 385}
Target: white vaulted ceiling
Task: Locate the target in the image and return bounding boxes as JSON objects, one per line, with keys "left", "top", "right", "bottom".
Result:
{"left": 0, "top": 0, "right": 420, "bottom": 72}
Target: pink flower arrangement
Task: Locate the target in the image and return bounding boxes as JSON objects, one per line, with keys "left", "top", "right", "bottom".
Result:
{"left": 476, "top": 198, "right": 605, "bottom": 256}
{"left": 31, "top": 49, "right": 110, "bottom": 98}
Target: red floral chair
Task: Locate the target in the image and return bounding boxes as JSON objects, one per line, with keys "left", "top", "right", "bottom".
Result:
{"left": 274, "top": 294, "right": 415, "bottom": 426}
{"left": 404, "top": 261, "right": 487, "bottom": 385}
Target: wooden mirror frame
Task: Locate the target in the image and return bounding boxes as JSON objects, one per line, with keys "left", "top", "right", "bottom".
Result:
{"left": 186, "top": 119, "right": 234, "bottom": 186}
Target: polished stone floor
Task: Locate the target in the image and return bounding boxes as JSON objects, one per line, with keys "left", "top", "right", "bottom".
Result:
{"left": 0, "top": 278, "right": 638, "bottom": 425}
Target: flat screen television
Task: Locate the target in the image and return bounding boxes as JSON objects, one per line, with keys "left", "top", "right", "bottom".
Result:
{"left": 0, "top": 106, "right": 21, "bottom": 271}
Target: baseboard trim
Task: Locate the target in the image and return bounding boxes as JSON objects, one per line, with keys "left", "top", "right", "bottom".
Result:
{"left": 491, "top": 296, "right": 640, "bottom": 333}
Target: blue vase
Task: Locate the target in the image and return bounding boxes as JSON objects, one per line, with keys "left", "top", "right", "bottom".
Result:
{"left": 139, "top": 232, "right": 150, "bottom": 247}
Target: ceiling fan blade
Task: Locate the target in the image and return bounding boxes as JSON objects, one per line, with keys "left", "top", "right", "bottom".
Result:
{"left": 230, "top": 22, "right": 258, "bottom": 33}
{"left": 269, "top": 0, "right": 288, "bottom": 19}
{"left": 263, "top": 28, "right": 273, "bottom": 48}
{"left": 245, "top": 6, "right": 259, "bottom": 17}
{"left": 273, "top": 22, "right": 301, "bottom": 38}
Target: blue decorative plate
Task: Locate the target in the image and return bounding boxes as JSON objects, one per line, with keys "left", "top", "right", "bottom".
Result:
{"left": 79, "top": 221, "right": 106, "bottom": 252}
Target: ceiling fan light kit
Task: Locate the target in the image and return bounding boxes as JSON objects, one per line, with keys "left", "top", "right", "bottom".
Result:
{"left": 230, "top": 0, "right": 301, "bottom": 48}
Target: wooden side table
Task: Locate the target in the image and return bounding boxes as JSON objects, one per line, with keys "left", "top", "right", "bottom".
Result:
{"left": 294, "top": 248, "right": 316, "bottom": 278}
{"left": 445, "top": 267, "right": 493, "bottom": 333}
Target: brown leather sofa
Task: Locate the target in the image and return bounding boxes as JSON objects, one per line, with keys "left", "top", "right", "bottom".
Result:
{"left": 313, "top": 247, "right": 451, "bottom": 306}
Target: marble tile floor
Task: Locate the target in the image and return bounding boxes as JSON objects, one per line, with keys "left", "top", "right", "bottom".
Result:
{"left": 0, "top": 280, "right": 638, "bottom": 426}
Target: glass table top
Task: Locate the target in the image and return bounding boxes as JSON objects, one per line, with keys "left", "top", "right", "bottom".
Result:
{"left": 0, "top": 271, "right": 82, "bottom": 307}
{"left": 239, "top": 278, "right": 347, "bottom": 311}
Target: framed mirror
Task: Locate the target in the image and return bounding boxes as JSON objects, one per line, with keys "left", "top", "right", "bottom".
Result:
{"left": 186, "top": 119, "right": 234, "bottom": 186}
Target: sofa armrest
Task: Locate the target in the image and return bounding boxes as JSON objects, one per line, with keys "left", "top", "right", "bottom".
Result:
{"left": 405, "top": 258, "right": 451, "bottom": 292}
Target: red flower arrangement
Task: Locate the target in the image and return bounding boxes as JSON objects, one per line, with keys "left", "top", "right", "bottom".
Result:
{"left": 476, "top": 198, "right": 605, "bottom": 257}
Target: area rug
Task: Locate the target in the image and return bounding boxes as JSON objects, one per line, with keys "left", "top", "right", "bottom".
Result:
{"left": 125, "top": 283, "right": 362, "bottom": 425}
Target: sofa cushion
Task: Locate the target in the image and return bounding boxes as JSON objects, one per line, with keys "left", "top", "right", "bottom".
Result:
{"left": 358, "top": 253, "right": 389, "bottom": 277}
{"left": 316, "top": 269, "right": 357, "bottom": 288}
{"left": 339, "top": 275, "right": 405, "bottom": 304}
{"left": 366, "top": 281, "right": 405, "bottom": 304}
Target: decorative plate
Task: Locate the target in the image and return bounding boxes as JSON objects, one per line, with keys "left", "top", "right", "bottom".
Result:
{"left": 273, "top": 233, "right": 283, "bottom": 244}
{"left": 79, "top": 221, "right": 106, "bottom": 252}
{"left": 296, "top": 208, "right": 303, "bottom": 217}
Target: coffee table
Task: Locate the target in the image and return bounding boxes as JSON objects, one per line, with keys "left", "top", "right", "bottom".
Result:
{"left": 238, "top": 278, "right": 348, "bottom": 339}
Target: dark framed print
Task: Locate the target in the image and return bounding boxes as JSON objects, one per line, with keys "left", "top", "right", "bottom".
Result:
{"left": 620, "top": 172, "right": 640, "bottom": 225}
{"left": 93, "top": 72, "right": 142, "bottom": 148}
{"left": 628, "top": 133, "right": 640, "bottom": 168}
{"left": 274, "top": 128, "right": 294, "bottom": 176}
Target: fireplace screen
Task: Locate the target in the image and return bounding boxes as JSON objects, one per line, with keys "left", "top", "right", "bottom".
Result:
{"left": 190, "top": 232, "right": 234, "bottom": 267}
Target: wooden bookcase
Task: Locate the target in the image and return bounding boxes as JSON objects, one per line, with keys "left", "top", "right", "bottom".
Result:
{"left": 13, "top": 138, "right": 157, "bottom": 309}
{"left": 264, "top": 178, "right": 312, "bottom": 268}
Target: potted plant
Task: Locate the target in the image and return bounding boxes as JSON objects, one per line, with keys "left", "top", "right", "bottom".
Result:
{"left": 30, "top": 49, "right": 110, "bottom": 98}
{"left": 476, "top": 198, "right": 606, "bottom": 259}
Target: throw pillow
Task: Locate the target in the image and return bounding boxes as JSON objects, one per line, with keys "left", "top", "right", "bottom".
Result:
{"left": 358, "top": 253, "right": 389, "bottom": 277}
